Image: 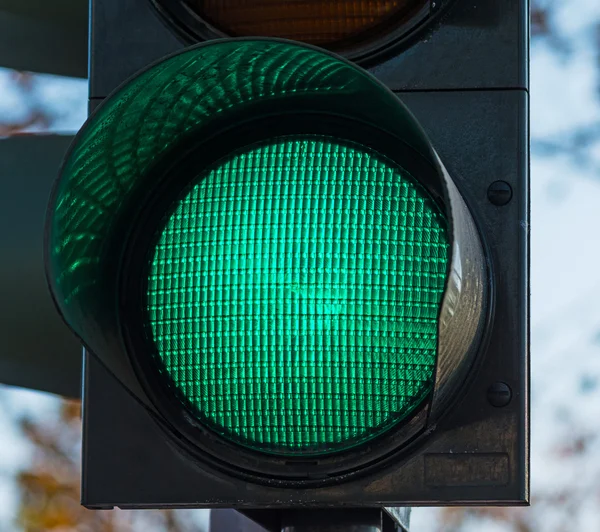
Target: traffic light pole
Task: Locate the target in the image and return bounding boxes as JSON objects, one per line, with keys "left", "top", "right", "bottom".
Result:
{"left": 280, "top": 509, "right": 404, "bottom": 532}
{"left": 210, "top": 509, "right": 408, "bottom": 532}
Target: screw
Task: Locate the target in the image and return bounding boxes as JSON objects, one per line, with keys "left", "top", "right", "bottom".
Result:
{"left": 487, "top": 181, "right": 513, "bottom": 206}
{"left": 487, "top": 382, "right": 512, "bottom": 407}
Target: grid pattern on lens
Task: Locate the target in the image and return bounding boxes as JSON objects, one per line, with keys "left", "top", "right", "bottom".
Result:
{"left": 51, "top": 40, "right": 360, "bottom": 311}
{"left": 146, "top": 135, "right": 449, "bottom": 455}
{"left": 188, "top": 0, "right": 425, "bottom": 46}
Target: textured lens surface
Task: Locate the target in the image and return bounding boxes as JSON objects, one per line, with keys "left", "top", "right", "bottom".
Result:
{"left": 184, "top": 0, "right": 426, "bottom": 48}
{"left": 146, "top": 135, "right": 449, "bottom": 455}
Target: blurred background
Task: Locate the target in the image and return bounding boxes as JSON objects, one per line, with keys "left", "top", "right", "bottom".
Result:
{"left": 0, "top": 0, "right": 598, "bottom": 530}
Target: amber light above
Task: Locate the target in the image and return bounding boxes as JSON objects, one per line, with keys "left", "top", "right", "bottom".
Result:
{"left": 183, "top": 0, "right": 427, "bottom": 49}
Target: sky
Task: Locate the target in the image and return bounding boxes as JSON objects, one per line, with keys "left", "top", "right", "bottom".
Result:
{"left": 1, "top": 1, "right": 600, "bottom": 531}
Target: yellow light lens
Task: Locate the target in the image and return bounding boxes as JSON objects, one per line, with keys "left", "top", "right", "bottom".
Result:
{"left": 185, "top": 0, "right": 427, "bottom": 49}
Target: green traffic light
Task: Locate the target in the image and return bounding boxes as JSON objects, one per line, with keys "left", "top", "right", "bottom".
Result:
{"left": 46, "top": 38, "right": 463, "bottom": 460}
{"left": 146, "top": 135, "right": 449, "bottom": 454}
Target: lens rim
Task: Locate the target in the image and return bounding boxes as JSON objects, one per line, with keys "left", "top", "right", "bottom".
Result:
{"left": 119, "top": 112, "right": 448, "bottom": 485}
{"left": 150, "top": 0, "right": 454, "bottom": 65}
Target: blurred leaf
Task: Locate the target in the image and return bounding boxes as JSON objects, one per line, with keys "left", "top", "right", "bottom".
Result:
{"left": 531, "top": 5, "right": 551, "bottom": 37}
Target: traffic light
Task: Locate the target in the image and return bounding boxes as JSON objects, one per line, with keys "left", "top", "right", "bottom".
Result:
{"left": 45, "top": 0, "right": 529, "bottom": 516}
{"left": 1, "top": 135, "right": 82, "bottom": 398}
{"left": 0, "top": 0, "right": 87, "bottom": 398}
{"left": 0, "top": 0, "right": 87, "bottom": 76}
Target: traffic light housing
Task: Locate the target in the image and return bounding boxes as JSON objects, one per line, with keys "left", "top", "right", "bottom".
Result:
{"left": 48, "top": 0, "right": 529, "bottom": 512}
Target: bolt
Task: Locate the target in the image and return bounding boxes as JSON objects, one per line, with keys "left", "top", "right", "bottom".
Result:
{"left": 487, "top": 382, "right": 512, "bottom": 407}
{"left": 487, "top": 181, "right": 513, "bottom": 206}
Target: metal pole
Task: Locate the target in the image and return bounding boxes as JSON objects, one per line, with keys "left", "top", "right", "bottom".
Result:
{"left": 280, "top": 509, "right": 384, "bottom": 532}
{"left": 209, "top": 509, "right": 268, "bottom": 531}
{"left": 210, "top": 509, "right": 408, "bottom": 532}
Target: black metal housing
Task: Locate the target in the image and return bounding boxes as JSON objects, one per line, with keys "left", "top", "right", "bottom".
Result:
{"left": 149, "top": 0, "right": 440, "bottom": 65}
{"left": 82, "top": 88, "right": 529, "bottom": 507}
{"left": 83, "top": 0, "right": 529, "bottom": 510}
{"left": 89, "top": 0, "right": 528, "bottom": 100}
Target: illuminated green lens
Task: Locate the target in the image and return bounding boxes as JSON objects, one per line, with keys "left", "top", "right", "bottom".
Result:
{"left": 146, "top": 135, "right": 449, "bottom": 455}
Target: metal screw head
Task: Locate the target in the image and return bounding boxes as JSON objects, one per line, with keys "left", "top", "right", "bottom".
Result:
{"left": 487, "top": 181, "right": 513, "bottom": 206}
{"left": 487, "top": 382, "right": 512, "bottom": 407}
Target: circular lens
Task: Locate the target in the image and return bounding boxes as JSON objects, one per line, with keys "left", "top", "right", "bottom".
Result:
{"left": 145, "top": 135, "right": 449, "bottom": 456}
{"left": 166, "top": 0, "right": 429, "bottom": 55}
